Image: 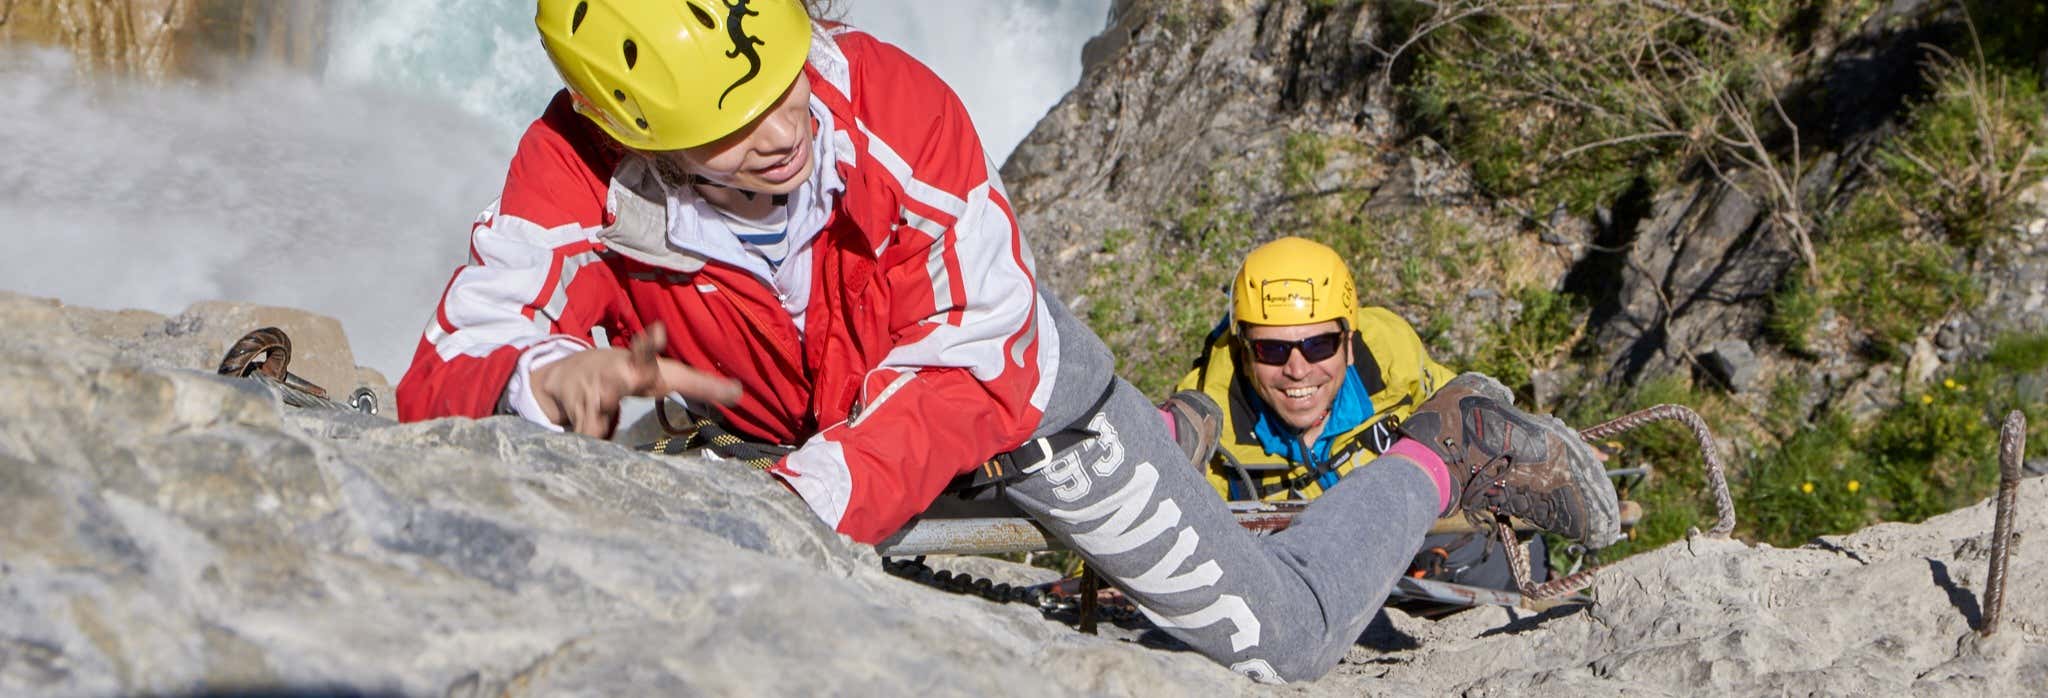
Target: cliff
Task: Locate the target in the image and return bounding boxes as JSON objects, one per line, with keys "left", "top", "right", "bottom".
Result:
{"left": 0, "top": 0, "right": 326, "bottom": 81}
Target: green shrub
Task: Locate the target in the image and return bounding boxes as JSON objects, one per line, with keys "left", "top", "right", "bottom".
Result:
{"left": 1874, "top": 55, "right": 2047, "bottom": 249}
{"left": 1863, "top": 380, "right": 2000, "bottom": 521}
{"left": 1820, "top": 195, "right": 1978, "bottom": 358}
{"left": 1397, "top": 1, "right": 1820, "bottom": 215}
{"left": 1463, "top": 286, "right": 1587, "bottom": 400}
{"left": 1738, "top": 414, "right": 1869, "bottom": 547}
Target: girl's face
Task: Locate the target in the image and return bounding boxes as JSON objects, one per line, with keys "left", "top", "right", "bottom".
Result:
{"left": 667, "top": 72, "right": 815, "bottom": 195}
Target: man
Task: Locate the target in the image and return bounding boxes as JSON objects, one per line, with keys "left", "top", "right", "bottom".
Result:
{"left": 398, "top": 0, "right": 1618, "bottom": 682}
{"left": 1172, "top": 236, "right": 1550, "bottom": 593}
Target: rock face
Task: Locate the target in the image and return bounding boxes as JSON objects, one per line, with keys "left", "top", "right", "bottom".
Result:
{"left": 1007, "top": 0, "right": 2046, "bottom": 415}
{"left": 0, "top": 293, "right": 1249, "bottom": 696}
{"left": 0, "top": 0, "right": 327, "bottom": 81}
{"left": 1002, "top": 0, "right": 1549, "bottom": 366}
{"left": 4, "top": 293, "right": 2045, "bottom": 695}
{"left": 0, "top": 294, "right": 394, "bottom": 417}
{"left": 1004, "top": 0, "right": 1417, "bottom": 300}
{"left": 1356, "top": 491, "right": 2048, "bottom": 695}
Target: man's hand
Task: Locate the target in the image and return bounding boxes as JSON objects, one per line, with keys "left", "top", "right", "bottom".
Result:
{"left": 529, "top": 323, "right": 742, "bottom": 438}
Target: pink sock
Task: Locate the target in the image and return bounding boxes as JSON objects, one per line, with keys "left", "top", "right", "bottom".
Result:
{"left": 1158, "top": 407, "right": 1179, "bottom": 440}
{"left": 1386, "top": 438, "right": 1452, "bottom": 515}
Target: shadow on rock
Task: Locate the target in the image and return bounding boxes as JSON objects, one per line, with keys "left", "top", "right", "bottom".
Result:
{"left": 1477, "top": 603, "right": 1591, "bottom": 638}
{"left": 1356, "top": 609, "right": 1421, "bottom": 652}
{"left": 1927, "top": 557, "right": 1983, "bottom": 631}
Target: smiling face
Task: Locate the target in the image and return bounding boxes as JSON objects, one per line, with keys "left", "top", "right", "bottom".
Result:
{"left": 1241, "top": 320, "right": 1351, "bottom": 446}
{"left": 665, "top": 72, "right": 816, "bottom": 196}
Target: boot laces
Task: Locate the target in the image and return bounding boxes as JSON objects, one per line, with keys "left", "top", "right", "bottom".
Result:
{"left": 1457, "top": 453, "right": 1519, "bottom": 532}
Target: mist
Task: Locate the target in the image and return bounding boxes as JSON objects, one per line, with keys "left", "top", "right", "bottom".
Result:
{"left": 0, "top": 1, "right": 1109, "bottom": 383}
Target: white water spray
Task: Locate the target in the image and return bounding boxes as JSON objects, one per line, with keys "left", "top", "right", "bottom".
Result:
{"left": 0, "top": 1, "right": 1108, "bottom": 383}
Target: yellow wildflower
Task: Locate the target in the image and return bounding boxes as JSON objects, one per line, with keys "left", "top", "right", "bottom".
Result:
{"left": 1801, "top": 481, "right": 1815, "bottom": 494}
{"left": 1944, "top": 378, "right": 1956, "bottom": 389}
{"left": 1846, "top": 480, "right": 1861, "bottom": 493}
{"left": 1921, "top": 394, "right": 1934, "bottom": 405}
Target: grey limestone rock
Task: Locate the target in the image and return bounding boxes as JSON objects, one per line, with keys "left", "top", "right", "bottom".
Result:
{"left": 6, "top": 293, "right": 2048, "bottom": 695}
{"left": 1699, "top": 339, "right": 1763, "bottom": 394}
{"left": 0, "top": 293, "right": 1253, "bottom": 696}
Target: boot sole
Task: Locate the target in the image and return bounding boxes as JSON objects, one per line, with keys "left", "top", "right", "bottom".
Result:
{"left": 1543, "top": 413, "right": 1623, "bottom": 549}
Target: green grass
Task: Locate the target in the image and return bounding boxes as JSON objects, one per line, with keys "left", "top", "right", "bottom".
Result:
{"left": 1737, "top": 413, "right": 1869, "bottom": 547}
{"left": 1462, "top": 286, "right": 1588, "bottom": 401}
{"left": 1281, "top": 131, "right": 1329, "bottom": 194}
{"left": 1591, "top": 331, "right": 2048, "bottom": 558}
{"left": 1985, "top": 332, "right": 2048, "bottom": 373}
{"left": 1081, "top": 183, "right": 1259, "bottom": 397}
{"left": 1765, "top": 273, "right": 1822, "bottom": 356}
{"left": 1820, "top": 204, "right": 1978, "bottom": 358}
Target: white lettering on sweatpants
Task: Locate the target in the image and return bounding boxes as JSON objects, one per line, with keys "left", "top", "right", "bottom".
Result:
{"left": 1045, "top": 414, "right": 1261, "bottom": 653}
{"left": 1042, "top": 412, "right": 1126, "bottom": 503}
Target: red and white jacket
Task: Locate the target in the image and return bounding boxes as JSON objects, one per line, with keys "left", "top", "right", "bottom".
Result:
{"left": 397, "top": 24, "right": 1062, "bottom": 544}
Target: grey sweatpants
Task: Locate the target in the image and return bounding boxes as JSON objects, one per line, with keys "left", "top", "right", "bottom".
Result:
{"left": 1001, "top": 297, "right": 1439, "bottom": 683}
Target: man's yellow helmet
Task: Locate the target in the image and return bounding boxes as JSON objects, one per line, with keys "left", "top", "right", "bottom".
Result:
{"left": 536, "top": 0, "right": 813, "bottom": 151}
{"left": 1231, "top": 237, "right": 1357, "bottom": 327}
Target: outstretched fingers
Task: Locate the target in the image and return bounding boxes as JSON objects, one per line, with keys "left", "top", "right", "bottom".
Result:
{"left": 630, "top": 323, "right": 742, "bottom": 407}
{"left": 656, "top": 359, "right": 743, "bottom": 406}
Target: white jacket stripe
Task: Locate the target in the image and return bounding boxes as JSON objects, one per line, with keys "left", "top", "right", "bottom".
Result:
{"left": 427, "top": 206, "right": 595, "bottom": 361}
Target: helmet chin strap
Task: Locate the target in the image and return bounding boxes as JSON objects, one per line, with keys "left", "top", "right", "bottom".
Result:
{"left": 689, "top": 173, "right": 789, "bottom": 207}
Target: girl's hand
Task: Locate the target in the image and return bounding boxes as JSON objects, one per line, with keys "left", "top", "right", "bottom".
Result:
{"left": 530, "top": 323, "right": 742, "bottom": 438}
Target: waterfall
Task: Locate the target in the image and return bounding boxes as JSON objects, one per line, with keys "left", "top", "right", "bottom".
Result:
{"left": 0, "top": 1, "right": 1107, "bottom": 382}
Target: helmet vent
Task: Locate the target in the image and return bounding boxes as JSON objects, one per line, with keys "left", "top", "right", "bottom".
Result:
{"left": 570, "top": 2, "right": 588, "bottom": 33}
{"left": 622, "top": 39, "right": 638, "bottom": 69}
{"left": 687, "top": 3, "right": 717, "bottom": 29}
{"left": 612, "top": 89, "right": 625, "bottom": 101}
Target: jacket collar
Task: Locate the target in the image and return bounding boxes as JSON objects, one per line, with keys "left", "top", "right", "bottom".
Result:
{"left": 595, "top": 97, "right": 850, "bottom": 277}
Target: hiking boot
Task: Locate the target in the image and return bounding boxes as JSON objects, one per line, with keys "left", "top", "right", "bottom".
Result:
{"left": 1162, "top": 390, "right": 1223, "bottom": 472}
{"left": 1398, "top": 373, "right": 1622, "bottom": 548}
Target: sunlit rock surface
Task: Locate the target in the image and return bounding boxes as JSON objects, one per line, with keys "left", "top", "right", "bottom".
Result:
{"left": 2, "top": 293, "right": 2043, "bottom": 695}
{"left": 0, "top": 293, "right": 1252, "bottom": 696}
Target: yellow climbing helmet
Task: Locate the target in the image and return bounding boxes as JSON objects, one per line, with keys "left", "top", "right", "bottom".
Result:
{"left": 536, "top": 0, "right": 813, "bottom": 151}
{"left": 1231, "top": 236, "right": 1357, "bottom": 327}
